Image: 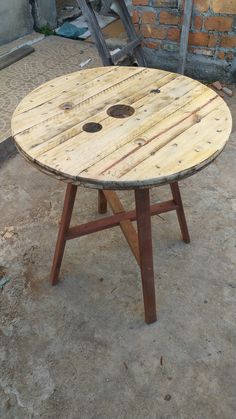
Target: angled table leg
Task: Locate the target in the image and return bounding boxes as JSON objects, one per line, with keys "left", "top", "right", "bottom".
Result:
{"left": 50, "top": 184, "right": 77, "bottom": 285}
{"left": 98, "top": 190, "right": 108, "bottom": 214}
{"left": 135, "top": 189, "right": 157, "bottom": 324}
{"left": 170, "top": 182, "right": 190, "bottom": 244}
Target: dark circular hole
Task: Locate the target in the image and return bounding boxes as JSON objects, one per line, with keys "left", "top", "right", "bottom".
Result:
{"left": 107, "top": 104, "right": 135, "bottom": 119}
{"left": 150, "top": 88, "right": 161, "bottom": 94}
{"left": 82, "top": 122, "right": 103, "bottom": 133}
{"left": 60, "top": 102, "right": 73, "bottom": 110}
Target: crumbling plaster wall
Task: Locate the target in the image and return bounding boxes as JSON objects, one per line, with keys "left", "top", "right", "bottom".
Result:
{"left": 0, "top": 0, "right": 34, "bottom": 46}
{"left": 0, "top": 0, "right": 57, "bottom": 46}
{"left": 32, "top": 0, "right": 57, "bottom": 30}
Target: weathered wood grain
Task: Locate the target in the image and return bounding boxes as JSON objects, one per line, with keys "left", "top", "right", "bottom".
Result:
{"left": 12, "top": 67, "right": 232, "bottom": 190}
{"left": 0, "top": 45, "right": 34, "bottom": 71}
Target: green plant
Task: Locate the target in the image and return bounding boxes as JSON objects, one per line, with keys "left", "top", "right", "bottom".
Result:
{"left": 37, "top": 24, "right": 55, "bottom": 36}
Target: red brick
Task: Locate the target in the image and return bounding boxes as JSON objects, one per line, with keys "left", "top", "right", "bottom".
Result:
{"left": 208, "top": 34, "right": 218, "bottom": 47}
{"left": 141, "top": 25, "right": 167, "bottom": 39}
{"left": 132, "top": 10, "right": 139, "bottom": 24}
{"left": 217, "top": 51, "right": 225, "bottom": 60}
{"left": 188, "top": 32, "right": 217, "bottom": 47}
{"left": 210, "top": 0, "right": 236, "bottom": 14}
{"left": 204, "top": 16, "right": 233, "bottom": 32}
{"left": 194, "top": 16, "right": 203, "bottom": 31}
{"left": 167, "top": 27, "right": 180, "bottom": 41}
{"left": 132, "top": 0, "right": 149, "bottom": 5}
{"left": 142, "top": 41, "right": 160, "bottom": 49}
{"left": 153, "top": 0, "right": 178, "bottom": 6}
{"left": 159, "top": 11, "right": 180, "bottom": 25}
{"left": 194, "top": 0, "right": 210, "bottom": 13}
{"left": 140, "top": 11, "right": 157, "bottom": 24}
{"left": 220, "top": 35, "right": 236, "bottom": 48}
{"left": 225, "top": 51, "right": 234, "bottom": 61}
{"left": 134, "top": 24, "right": 142, "bottom": 36}
{"left": 192, "top": 48, "right": 214, "bottom": 56}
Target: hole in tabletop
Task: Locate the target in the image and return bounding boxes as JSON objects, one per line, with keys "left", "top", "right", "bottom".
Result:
{"left": 107, "top": 104, "right": 135, "bottom": 119}
{"left": 82, "top": 122, "right": 103, "bottom": 133}
{"left": 60, "top": 102, "right": 73, "bottom": 110}
{"left": 134, "top": 138, "right": 146, "bottom": 146}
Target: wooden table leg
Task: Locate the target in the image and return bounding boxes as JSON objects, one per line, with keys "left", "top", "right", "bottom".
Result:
{"left": 170, "top": 182, "right": 190, "bottom": 243}
{"left": 135, "top": 189, "right": 157, "bottom": 324}
{"left": 98, "top": 190, "right": 107, "bottom": 214}
{"left": 50, "top": 184, "right": 77, "bottom": 286}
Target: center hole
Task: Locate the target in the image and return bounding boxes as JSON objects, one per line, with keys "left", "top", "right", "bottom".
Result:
{"left": 82, "top": 122, "right": 103, "bottom": 133}
{"left": 107, "top": 104, "right": 135, "bottom": 119}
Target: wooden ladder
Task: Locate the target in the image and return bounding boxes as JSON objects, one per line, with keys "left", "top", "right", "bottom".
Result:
{"left": 76, "top": 0, "right": 146, "bottom": 66}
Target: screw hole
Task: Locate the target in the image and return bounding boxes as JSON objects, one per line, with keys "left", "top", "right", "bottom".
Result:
{"left": 60, "top": 102, "right": 73, "bottom": 110}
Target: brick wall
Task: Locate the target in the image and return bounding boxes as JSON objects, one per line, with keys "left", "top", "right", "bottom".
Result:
{"left": 132, "top": 0, "right": 236, "bottom": 81}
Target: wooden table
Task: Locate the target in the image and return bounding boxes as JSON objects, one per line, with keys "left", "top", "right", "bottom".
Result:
{"left": 11, "top": 67, "right": 232, "bottom": 324}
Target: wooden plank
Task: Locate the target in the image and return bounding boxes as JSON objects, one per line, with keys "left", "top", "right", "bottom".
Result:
{"left": 77, "top": 0, "right": 145, "bottom": 66}
{"left": 20, "top": 71, "right": 175, "bottom": 158}
{"left": 112, "top": 39, "right": 141, "bottom": 63}
{"left": 13, "top": 67, "right": 142, "bottom": 132}
{"left": 122, "top": 105, "right": 231, "bottom": 182}
{"left": 11, "top": 67, "right": 232, "bottom": 190}
{"left": 0, "top": 45, "right": 34, "bottom": 71}
{"left": 76, "top": 0, "right": 113, "bottom": 66}
{"left": 82, "top": 86, "right": 218, "bottom": 178}
{"left": 66, "top": 199, "right": 178, "bottom": 240}
{"left": 135, "top": 189, "right": 156, "bottom": 324}
{"left": 113, "top": 0, "right": 146, "bottom": 66}
{"left": 103, "top": 191, "right": 140, "bottom": 265}
{"left": 16, "top": 67, "right": 114, "bottom": 114}
{"left": 29, "top": 75, "right": 197, "bottom": 175}
{"left": 177, "top": 0, "right": 193, "bottom": 74}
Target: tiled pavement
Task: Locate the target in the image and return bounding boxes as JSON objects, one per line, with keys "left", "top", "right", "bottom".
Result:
{"left": 0, "top": 35, "right": 101, "bottom": 145}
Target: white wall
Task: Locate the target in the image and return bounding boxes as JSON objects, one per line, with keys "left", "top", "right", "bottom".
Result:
{"left": 0, "top": 0, "right": 34, "bottom": 46}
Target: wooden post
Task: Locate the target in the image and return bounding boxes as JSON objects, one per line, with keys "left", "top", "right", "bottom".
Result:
{"left": 177, "top": 0, "right": 193, "bottom": 75}
{"left": 50, "top": 184, "right": 77, "bottom": 285}
{"left": 135, "top": 189, "right": 157, "bottom": 324}
{"left": 98, "top": 190, "right": 108, "bottom": 214}
{"left": 170, "top": 182, "right": 190, "bottom": 243}
{"left": 76, "top": 0, "right": 113, "bottom": 66}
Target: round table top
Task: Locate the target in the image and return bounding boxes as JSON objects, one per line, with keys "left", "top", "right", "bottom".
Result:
{"left": 11, "top": 66, "right": 232, "bottom": 190}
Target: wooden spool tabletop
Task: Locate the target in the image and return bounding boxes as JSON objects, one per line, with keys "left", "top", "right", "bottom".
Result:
{"left": 11, "top": 66, "right": 232, "bottom": 190}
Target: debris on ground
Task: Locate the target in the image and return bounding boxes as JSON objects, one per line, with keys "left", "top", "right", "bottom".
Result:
{"left": 56, "top": 11, "right": 116, "bottom": 40}
{"left": 0, "top": 226, "right": 17, "bottom": 239}
{"left": 79, "top": 58, "right": 92, "bottom": 68}
{"left": 0, "top": 266, "right": 10, "bottom": 289}
{"left": 0, "top": 276, "right": 11, "bottom": 290}
{"left": 57, "top": 4, "right": 81, "bottom": 26}
{"left": 0, "top": 45, "right": 34, "bottom": 71}
{"left": 56, "top": 21, "right": 88, "bottom": 39}
{"left": 210, "top": 81, "right": 234, "bottom": 97}
{"left": 212, "top": 81, "right": 222, "bottom": 91}
{"left": 222, "top": 86, "right": 233, "bottom": 97}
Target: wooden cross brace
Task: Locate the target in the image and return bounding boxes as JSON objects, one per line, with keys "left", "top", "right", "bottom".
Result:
{"left": 50, "top": 183, "right": 190, "bottom": 324}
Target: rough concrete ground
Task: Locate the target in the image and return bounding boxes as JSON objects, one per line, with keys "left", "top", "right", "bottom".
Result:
{"left": 0, "top": 34, "right": 236, "bottom": 418}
